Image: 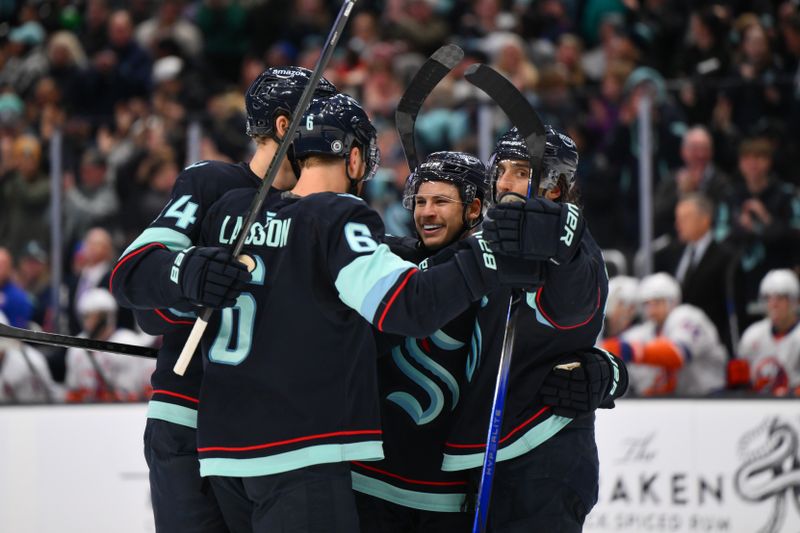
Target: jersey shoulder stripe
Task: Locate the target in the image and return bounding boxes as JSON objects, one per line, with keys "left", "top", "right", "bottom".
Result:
{"left": 335, "top": 243, "right": 417, "bottom": 323}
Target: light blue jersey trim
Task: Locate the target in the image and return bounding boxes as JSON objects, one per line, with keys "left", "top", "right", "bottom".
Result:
{"left": 335, "top": 244, "right": 416, "bottom": 321}
{"left": 525, "top": 292, "right": 556, "bottom": 328}
{"left": 121, "top": 227, "right": 192, "bottom": 257}
{"left": 200, "top": 441, "right": 383, "bottom": 478}
{"left": 351, "top": 472, "right": 466, "bottom": 513}
{"left": 597, "top": 347, "right": 620, "bottom": 396}
{"left": 167, "top": 308, "right": 197, "bottom": 318}
{"left": 441, "top": 415, "right": 572, "bottom": 471}
{"left": 146, "top": 400, "right": 198, "bottom": 428}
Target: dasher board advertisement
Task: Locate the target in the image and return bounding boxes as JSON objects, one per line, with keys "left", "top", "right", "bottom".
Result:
{"left": 587, "top": 399, "right": 800, "bottom": 533}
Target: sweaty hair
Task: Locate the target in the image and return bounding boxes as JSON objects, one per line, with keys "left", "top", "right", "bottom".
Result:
{"left": 552, "top": 174, "right": 582, "bottom": 207}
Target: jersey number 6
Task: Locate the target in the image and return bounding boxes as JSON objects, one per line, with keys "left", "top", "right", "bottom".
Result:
{"left": 208, "top": 255, "right": 266, "bottom": 365}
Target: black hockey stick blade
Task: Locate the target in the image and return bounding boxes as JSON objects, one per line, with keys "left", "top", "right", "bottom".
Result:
{"left": 396, "top": 44, "right": 464, "bottom": 172}
{"left": 174, "top": 0, "right": 359, "bottom": 375}
{"left": 464, "top": 63, "right": 546, "bottom": 191}
{"left": 0, "top": 323, "right": 158, "bottom": 358}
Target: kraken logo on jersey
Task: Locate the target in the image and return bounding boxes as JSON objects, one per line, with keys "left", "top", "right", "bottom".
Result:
{"left": 387, "top": 333, "right": 462, "bottom": 426}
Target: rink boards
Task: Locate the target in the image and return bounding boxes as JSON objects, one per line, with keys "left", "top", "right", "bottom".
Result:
{"left": 0, "top": 399, "right": 798, "bottom": 533}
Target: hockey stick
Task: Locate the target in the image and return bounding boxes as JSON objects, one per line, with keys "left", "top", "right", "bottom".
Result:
{"left": 0, "top": 323, "right": 158, "bottom": 358}
{"left": 395, "top": 44, "right": 464, "bottom": 172}
{"left": 173, "top": 0, "right": 359, "bottom": 376}
{"left": 465, "top": 63, "right": 546, "bottom": 196}
{"left": 464, "top": 64, "right": 546, "bottom": 533}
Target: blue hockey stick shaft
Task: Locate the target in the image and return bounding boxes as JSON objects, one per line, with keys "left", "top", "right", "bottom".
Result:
{"left": 472, "top": 292, "right": 520, "bottom": 533}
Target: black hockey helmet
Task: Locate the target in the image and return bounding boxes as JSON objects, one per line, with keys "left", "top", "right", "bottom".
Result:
{"left": 402, "top": 151, "right": 489, "bottom": 228}
{"left": 293, "top": 93, "right": 381, "bottom": 181}
{"left": 245, "top": 66, "right": 338, "bottom": 139}
{"left": 489, "top": 125, "right": 578, "bottom": 195}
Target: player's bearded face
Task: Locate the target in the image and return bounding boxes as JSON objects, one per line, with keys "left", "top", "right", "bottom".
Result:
{"left": 413, "top": 181, "right": 467, "bottom": 251}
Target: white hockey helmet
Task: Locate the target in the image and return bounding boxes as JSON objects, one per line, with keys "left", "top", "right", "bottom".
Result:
{"left": 759, "top": 269, "right": 800, "bottom": 299}
{"left": 77, "top": 288, "right": 118, "bottom": 316}
{"left": 638, "top": 273, "right": 681, "bottom": 305}
{"left": 607, "top": 276, "right": 639, "bottom": 308}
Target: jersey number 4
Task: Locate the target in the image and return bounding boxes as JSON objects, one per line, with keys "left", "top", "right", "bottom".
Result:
{"left": 208, "top": 256, "right": 266, "bottom": 365}
{"left": 164, "top": 195, "right": 199, "bottom": 229}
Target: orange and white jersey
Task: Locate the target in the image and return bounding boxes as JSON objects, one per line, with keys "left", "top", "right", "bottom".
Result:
{"left": 738, "top": 319, "right": 800, "bottom": 395}
{"left": 65, "top": 329, "right": 157, "bottom": 402}
{"left": 0, "top": 343, "right": 63, "bottom": 403}
{"left": 621, "top": 304, "right": 727, "bottom": 396}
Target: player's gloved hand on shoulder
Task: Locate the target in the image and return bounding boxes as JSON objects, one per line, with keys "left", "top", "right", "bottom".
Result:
{"left": 484, "top": 193, "right": 585, "bottom": 265}
{"left": 540, "top": 347, "right": 629, "bottom": 418}
{"left": 173, "top": 247, "right": 250, "bottom": 309}
{"left": 454, "top": 232, "right": 543, "bottom": 299}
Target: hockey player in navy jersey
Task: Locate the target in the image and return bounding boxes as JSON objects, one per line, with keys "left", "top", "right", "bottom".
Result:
{"left": 443, "top": 126, "right": 628, "bottom": 531}
{"left": 194, "top": 94, "right": 545, "bottom": 533}
{"left": 109, "top": 67, "right": 337, "bottom": 533}
{"left": 352, "top": 151, "right": 489, "bottom": 532}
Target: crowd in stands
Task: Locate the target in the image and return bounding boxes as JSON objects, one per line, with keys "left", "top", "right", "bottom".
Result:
{"left": 1, "top": 0, "right": 799, "bottom": 401}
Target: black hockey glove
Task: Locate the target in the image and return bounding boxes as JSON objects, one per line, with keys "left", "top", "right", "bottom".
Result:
{"left": 540, "top": 347, "right": 629, "bottom": 418}
{"left": 484, "top": 194, "right": 585, "bottom": 265}
{"left": 454, "top": 233, "right": 543, "bottom": 299}
{"left": 172, "top": 247, "right": 251, "bottom": 309}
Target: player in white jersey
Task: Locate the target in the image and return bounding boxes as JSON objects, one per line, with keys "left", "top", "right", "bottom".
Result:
{"left": 0, "top": 311, "right": 61, "bottom": 403}
{"left": 601, "top": 275, "right": 640, "bottom": 339}
{"left": 736, "top": 269, "right": 800, "bottom": 395}
{"left": 601, "top": 272, "right": 727, "bottom": 395}
{"left": 65, "top": 288, "right": 156, "bottom": 401}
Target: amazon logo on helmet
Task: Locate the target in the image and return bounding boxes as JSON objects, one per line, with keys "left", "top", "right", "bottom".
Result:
{"left": 245, "top": 66, "right": 338, "bottom": 139}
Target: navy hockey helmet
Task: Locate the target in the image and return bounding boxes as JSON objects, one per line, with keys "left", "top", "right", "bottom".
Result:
{"left": 245, "top": 67, "right": 338, "bottom": 139}
{"left": 402, "top": 151, "right": 489, "bottom": 208}
{"left": 489, "top": 125, "right": 579, "bottom": 194}
{"left": 293, "top": 93, "right": 381, "bottom": 181}
{"left": 402, "top": 151, "right": 489, "bottom": 229}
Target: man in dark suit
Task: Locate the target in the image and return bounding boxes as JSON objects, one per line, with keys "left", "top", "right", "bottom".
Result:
{"left": 655, "top": 193, "right": 737, "bottom": 353}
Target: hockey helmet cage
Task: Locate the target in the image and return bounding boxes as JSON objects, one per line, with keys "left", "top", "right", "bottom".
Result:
{"left": 245, "top": 67, "right": 338, "bottom": 138}
{"left": 638, "top": 273, "right": 682, "bottom": 305}
{"left": 759, "top": 269, "right": 800, "bottom": 299}
{"left": 402, "top": 151, "right": 489, "bottom": 211}
{"left": 489, "top": 125, "right": 579, "bottom": 194}
{"left": 293, "top": 93, "right": 381, "bottom": 181}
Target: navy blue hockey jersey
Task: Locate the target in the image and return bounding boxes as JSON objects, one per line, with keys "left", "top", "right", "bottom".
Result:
{"left": 195, "top": 190, "right": 501, "bottom": 478}
{"left": 352, "top": 237, "right": 476, "bottom": 512}
{"left": 441, "top": 229, "right": 615, "bottom": 472}
{"left": 110, "top": 160, "right": 263, "bottom": 428}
